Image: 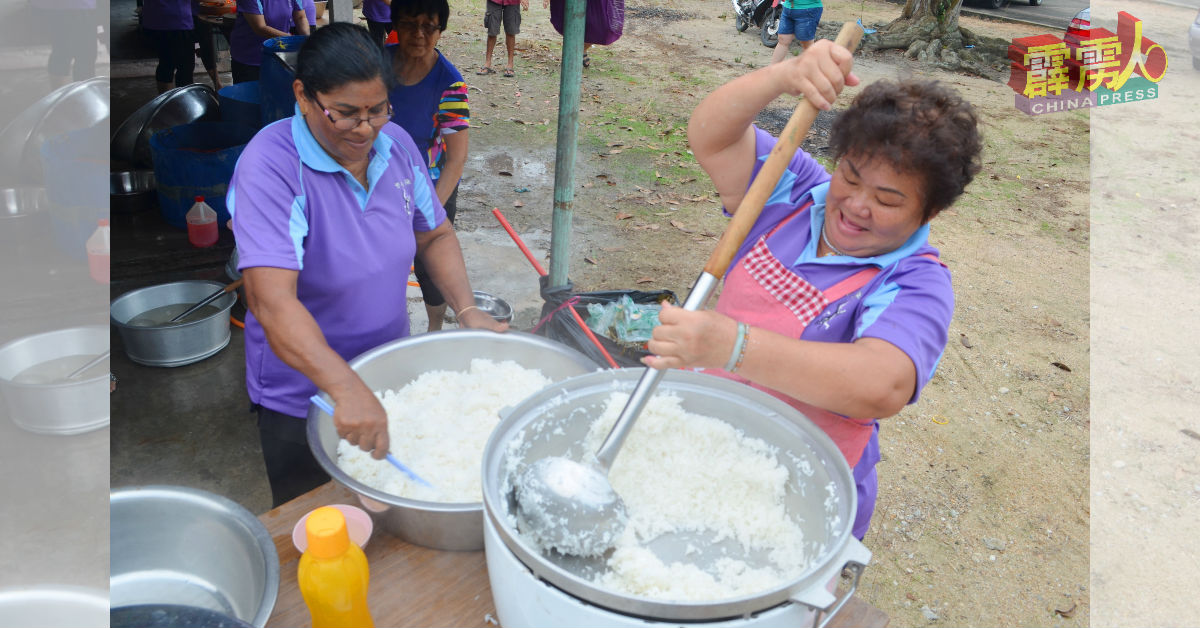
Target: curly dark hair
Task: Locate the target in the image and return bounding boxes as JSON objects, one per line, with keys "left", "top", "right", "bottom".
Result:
{"left": 828, "top": 79, "right": 983, "bottom": 222}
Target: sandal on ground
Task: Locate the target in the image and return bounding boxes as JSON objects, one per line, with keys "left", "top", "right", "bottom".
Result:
{"left": 583, "top": 54, "right": 591, "bottom": 68}
{"left": 476, "top": 66, "right": 496, "bottom": 75}
{"left": 503, "top": 67, "right": 515, "bottom": 77}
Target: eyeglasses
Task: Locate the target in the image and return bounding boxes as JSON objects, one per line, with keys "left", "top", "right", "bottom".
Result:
{"left": 310, "top": 94, "right": 392, "bottom": 131}
{"left": 395, "top": 20, "right": 441, "bottom": 36}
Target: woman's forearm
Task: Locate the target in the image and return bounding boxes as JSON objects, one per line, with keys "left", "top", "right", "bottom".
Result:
{"left": 435, "top": 131, "right": 468, "bottom": 205}
{"left": 414, "top": 224, "right": 475, "bottom": 315}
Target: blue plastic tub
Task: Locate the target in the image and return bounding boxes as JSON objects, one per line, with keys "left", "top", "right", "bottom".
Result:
{"left": 149, "top": 121, "right": 259, "bottom": 229}
{"left": 218, "top": 81, "right": 263, "bottom": 130}
{"left": 39, "top": 123, "right": 108, "bottom": 212}
{"left": 260, "top": 36, "right": 306, "bottom": 127}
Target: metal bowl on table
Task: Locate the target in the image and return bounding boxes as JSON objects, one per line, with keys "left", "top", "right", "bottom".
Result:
{"left": 481, "top": 369, "right": 872, "bottom": 625}
{"left": 0, "top": 586, "right": 109, "bottom": 628}
{"left": 307, "top": 330, "right": 600, "bottom": 551}
{"left": 0, "top": 326, "right": 109, "bottom": 435}
{"left": 111, "top": 170, "right": 157, "bottom": 214}
{"left": 110, "top": 486, "right": 279, "bottom": 628}
{"left": 110, "top": 281, "right": 236, "bottom": 367}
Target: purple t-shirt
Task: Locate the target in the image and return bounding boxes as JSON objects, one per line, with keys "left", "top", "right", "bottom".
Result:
{"left": 142, "top": 0, "right": 193, "bottom": 30}
{"left": 230, "top": 0, "right": 304, "bottom": 65}
{"left": 228, "top": 111, "right": 446, "bottom": 417}
{"left": 733, "top": 126, "right": 954, "bottom": 404}
{"left": 362, "top": 0, "right": 390, "bottom": 23}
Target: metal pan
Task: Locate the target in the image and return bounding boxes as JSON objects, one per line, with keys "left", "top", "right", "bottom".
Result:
{"left": 110, "top": 84, "right": 220, "bottom": 169}
{"left": 0, "top": 78, "right": 109, "bottom": 186}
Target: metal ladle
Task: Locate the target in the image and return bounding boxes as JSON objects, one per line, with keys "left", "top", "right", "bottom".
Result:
{"left": 513, "top": 22, "right": 865, "bottom": 557}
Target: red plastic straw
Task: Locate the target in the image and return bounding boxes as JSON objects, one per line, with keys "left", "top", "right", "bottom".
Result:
{"left": 491, "top": 208, "right": 619, "bottom": 369}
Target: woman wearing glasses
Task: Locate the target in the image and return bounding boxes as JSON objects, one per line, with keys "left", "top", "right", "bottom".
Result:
{"left": 228, "top": 23, "right": 504, "bottom": 507}
{"left": 386, "top": 0, "right": 470, "bottom": 331}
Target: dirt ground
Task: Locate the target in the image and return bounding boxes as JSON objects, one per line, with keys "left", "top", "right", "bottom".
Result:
{"left": 430, "top": 0, "right": 1099, "bottom": 625}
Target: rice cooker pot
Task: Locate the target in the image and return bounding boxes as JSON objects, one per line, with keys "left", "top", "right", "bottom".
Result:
{"left": 481, "top": 369, "right": 871, "bottom": 623}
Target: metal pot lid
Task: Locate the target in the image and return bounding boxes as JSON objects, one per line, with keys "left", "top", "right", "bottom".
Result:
{"left": 481, "top": 369, "right": 860, "bottom": 622}
{"left": 110, "top": 84, "right": 220, "bottom": 169}
{"left": 0, "top": 78, "right": 109, "bottom": 186}
{"left": 111, "top": 604, "right": 255, "bottom": 628}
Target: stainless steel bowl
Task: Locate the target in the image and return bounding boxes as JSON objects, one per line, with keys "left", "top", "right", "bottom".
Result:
{"left": 111, "top": 170, "right": 157, "bottom": 214}
{"left": 110, "top": 281, "right": 235, "bottom": 367}
{"left": 473, "top": 290, "right": 514, "bottom": 323}
{"left": 307, "top": 330, "right": 600, "bottom": 550}
{"left": 0, "top": 587, "right": 109, "bottom": 628}
{"left": 1, "top": 187, "right": 48, "bottom": 217}
{"left": 0, "top": 326, "right": 109, "bottom": 435}
{"left": 110, "top": 84, "right": 220, "bottom": 169}
{"left": 110, "top": 486, "right": 279, "bottom": 628}
{"left": 482, "top": 369, "right": 871, "bottom": 622}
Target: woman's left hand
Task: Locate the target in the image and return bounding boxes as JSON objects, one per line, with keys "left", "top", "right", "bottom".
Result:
{"left": 457, "top": 307, "right": 509, "bottom": 332}
{"left": 642, "top": 303, "right": 737, "bottom": 371}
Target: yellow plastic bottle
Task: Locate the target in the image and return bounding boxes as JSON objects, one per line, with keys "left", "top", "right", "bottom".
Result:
{"left": 298, "top": 507, "right": 374, "bottom": 628}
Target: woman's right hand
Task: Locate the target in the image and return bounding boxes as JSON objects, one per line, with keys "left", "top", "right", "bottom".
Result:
{"left": 774, "top": 38, "right": 859, "bottom": 112}
{"left": 332, "top": 384, "right": 391, "bottom": 460}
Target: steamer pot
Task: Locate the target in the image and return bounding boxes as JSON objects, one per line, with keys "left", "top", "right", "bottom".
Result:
{"left": 481, "top": 369, "right": 870, "bottom": 624}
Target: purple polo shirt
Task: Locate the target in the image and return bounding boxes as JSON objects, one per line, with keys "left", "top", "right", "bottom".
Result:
{"left": 732, "top": 126, "right": 954, "bottom": 404}
{"left": 230, "top": 0, "right": 304, "bottom": 65}
{"left": 362, "top": 0, "right": 389, "bottom": 23}
{"left": 228, "top": 110, "right": 445, "bottom": 417}
{"left": 142, "top": 0, "right": 193, "bottom": 30}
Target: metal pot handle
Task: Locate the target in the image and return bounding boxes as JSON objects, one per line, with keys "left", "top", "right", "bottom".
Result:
{"left": 788, "top": 536, "right": 872, "bottom": 628}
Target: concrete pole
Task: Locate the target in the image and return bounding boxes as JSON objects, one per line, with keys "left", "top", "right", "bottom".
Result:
{"left": 328, "top": 0, "right": 353, "bottom": 23}
{"left": 547, "top": 0, "right": 586, "bottom": 288}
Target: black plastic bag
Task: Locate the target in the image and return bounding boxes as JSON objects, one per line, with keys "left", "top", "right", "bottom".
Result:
{"left": 534, "top": 276, "right": 676, "bottom": 368}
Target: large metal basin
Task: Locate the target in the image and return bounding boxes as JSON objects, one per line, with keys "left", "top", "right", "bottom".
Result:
{"left": 110, "top": 84, "right": 220, "bottom": 169}
{"left": 0, "top": 326, "right": 109, "bottom": 435}
{"left": 0, "top": 587, "right": 109, "bottom": 628}
{"left": 482, "top": 369, "right": 870, "bottom": 623}
{"left": 307, "top": 330, "right": 600, "bottom": 551}
{"left": 0, "top": 78, "right": 109, "bottom": 185}
{"left": 110, "top": 486, "right": 279, "bottom": 628}
{"left": 110, "top": 281, "right": 235, "bottom": 367}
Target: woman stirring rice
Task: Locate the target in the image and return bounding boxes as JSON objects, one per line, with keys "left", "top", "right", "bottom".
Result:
{"left": 229, "top": 23, "right": 505, "bottom": 507}
{"left": 644, "top": 39, "right": 982, "bottom": 540}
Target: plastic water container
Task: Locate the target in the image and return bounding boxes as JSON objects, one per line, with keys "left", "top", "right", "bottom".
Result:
{"left": 149, "top": 121, "right": 258, "bottom": 229}
{"left": 218, "top": 81, "right": 264, "bottom": 130}
{"left": 186, "top": 196, "right": 218, "bottom": 248}
{"left": 85, "top": 219, "right": 109, "bottom": 284}
{"left": 260, "top": 36, "right": 306, "bottom": 126}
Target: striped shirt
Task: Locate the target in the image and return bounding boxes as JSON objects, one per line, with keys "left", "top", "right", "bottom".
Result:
{"left": 386, "top": 48, "right": 470, "bottom": 182}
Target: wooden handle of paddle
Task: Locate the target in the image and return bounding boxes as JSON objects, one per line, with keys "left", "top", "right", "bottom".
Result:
{"left": 225, "top": 277, "right": 245, "bottom": 292}
{"left": 702, "top": 21, "right": 864, "bottom": 278}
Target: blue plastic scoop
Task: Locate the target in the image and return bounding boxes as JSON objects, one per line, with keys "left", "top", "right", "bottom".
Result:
{"left": 309, "top": 394, "right": 435, "bottom": 489}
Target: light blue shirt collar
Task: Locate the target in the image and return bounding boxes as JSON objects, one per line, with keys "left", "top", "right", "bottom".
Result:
{"left": 798, "top": 181, "right": 931, "bottom": 267}
{"left": 290, "top": 104, "right": 395, "bottom": 209}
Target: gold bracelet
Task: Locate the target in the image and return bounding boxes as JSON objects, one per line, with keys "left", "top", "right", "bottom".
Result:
{"left": 455, "top": 305, "right": 481, "bottom": 318}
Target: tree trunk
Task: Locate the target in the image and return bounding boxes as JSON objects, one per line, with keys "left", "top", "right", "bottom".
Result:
{"left": 861, "top": 0, "right": 1007, "bottom": 80}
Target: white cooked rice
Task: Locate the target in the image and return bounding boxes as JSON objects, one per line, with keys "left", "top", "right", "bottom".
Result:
{"left": 583, "top": 392, "right": 809, "bottom": 601}
{"left": 337, "top": 358, "right": 551, "bottom": 503}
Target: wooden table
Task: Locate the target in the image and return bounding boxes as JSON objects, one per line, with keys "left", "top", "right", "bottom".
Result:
{"left": 260, "top": 483, "right": 889, "bottom": 628}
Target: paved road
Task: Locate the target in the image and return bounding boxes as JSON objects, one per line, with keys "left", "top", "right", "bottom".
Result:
{"left": 960, "top": 0, "right": 1087, "bottom": 31}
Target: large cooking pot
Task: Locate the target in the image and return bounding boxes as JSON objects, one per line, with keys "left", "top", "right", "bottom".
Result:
{"left": 0, "top": 326, "right": 109, "bottom": 435}
{"left": 110, "top": 281, "right": 235, "bottom": 367}
{"left": 308, "top": 330, "right": 600, "bottom": 551}
{"left": 482, "top": 369, "right": 870, "bottom": 624}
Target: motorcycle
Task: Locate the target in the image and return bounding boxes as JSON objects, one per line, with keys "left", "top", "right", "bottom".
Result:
{"left": 732, "top": 0, "right": 781, "bottom": 48}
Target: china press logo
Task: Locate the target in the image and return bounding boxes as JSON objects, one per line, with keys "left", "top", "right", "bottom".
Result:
{"left": 1008, "top": 11, "right": 1168, "bottom": 115}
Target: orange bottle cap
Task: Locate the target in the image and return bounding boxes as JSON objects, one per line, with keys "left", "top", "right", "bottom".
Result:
{"left": 305, "top": 506, "right": 351, "bottom": 558}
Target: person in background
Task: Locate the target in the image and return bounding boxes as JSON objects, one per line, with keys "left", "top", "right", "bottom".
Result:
{"left": 192, "top": 1, "right": 224, "bottom": 90}
{"left": 293, "top": 0, "right": 316, "bottom": 33}
{"left": 143, "top": 0, "right": 195, "bottom": 92}
{"left": 386, "top": 0, "right": 469, "bottom": 331}
{"left": 477, "top": 0, "right": 527, "bottom": 77}
{"left": 229, "top": 23, "right": 504, "bottom": 507}
{"left": 363, "top": 0, "right": 392, "bottom": 47}
{"left": 228, "top": 0, "right": 308, "bottom": 83}
{"left": 31, "top": 0, "right": 100, "bottom": 89}
{"left": 769, "top": 0, "right": 821, "bottom": 64}
{"left": 647, "top": 40, "right": 982, "bottom": 540}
